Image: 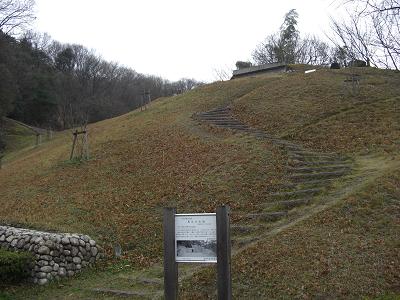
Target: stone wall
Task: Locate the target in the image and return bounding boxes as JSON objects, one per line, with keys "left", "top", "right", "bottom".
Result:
{"left": 0, "top": 225, "right": 101, "bottom": 285}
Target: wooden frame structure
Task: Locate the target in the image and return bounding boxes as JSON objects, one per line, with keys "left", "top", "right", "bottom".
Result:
{"left": 163, "top": 205, "right": 232, "bottom": 299}
{"left": 70, "top": 128, "right": 89, "bottom": 160}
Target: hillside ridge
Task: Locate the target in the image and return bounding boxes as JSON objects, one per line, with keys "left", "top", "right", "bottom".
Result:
{"left": 82, "top": 101, "right": 395, "bottom": 299}
{"left": 1, "top": 69, "right": 399, "bottom": 299}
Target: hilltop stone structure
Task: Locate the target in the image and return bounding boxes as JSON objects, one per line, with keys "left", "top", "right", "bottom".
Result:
{"left": 0, "top": 225, "right": 101, "bottom": 285}
{"left": 231, "top": 63, "right": 288, "bottom": 79}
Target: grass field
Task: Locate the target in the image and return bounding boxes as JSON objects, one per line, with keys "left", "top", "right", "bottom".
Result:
{"left": 1, "top": 118, "right": 37, "bottom": 155}
{"left": 181, "top": 156, "right": 400, "bottom": 299}
{"left": 0, "top": 67, "right": 399, "bottom": 299}
{"left": 233, "top": 67, "right": 400, "bottom": 154}
{"left": 0, "top": 75, "right": 284, "bottom": 265}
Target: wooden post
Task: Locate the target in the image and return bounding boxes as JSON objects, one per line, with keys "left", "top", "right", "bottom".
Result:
{"left": 145, "top": 90, "right": 150, "bottom": 110}
{"left": 163, "top": 207, "right": 178, "bottom": 300}
{"left": 84, "top": 131, "right": 89, "bottom": 160}
{"left": 70, "top": 130, "right": 78, "bottom": 160}
{"left": 0, "top": 154, "right": 3, "bottom": 170}
{"left": 47, "top": 129, "right": 53, "bottom": 140}
{"left": 140, "top": 89, "right": 144, "bottom": 111}
{"left": 36, "top": 133, "right": 40, "bottom": 146}
{"left": 216, "top": 205, "right": 232, "bottom": 300}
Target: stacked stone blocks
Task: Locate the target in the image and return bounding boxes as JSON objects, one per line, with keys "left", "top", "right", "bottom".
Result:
{"left": 0, "top": 225, "right": 101, "bottom": 285}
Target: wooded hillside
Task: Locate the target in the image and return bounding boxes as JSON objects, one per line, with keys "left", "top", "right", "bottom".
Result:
{"left": 0, "top": 30, "right": 203, "bottom": 151}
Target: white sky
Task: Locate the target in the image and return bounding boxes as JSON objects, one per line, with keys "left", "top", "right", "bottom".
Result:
{"left": 33, "top": 0, "right": 344, "bottom": 82}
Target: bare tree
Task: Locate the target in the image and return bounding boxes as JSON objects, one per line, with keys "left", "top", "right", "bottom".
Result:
{"left": 345, "top": 0, "right": 400, "bottom": 14}
{"left": 330, "top": 0, "right": 400, "bottom": 70}
{"left": 174, "top": 78, "right": 204, "bottom": 93}
{"left": 297, "top": 36, "right": 332, "bottom": 65}
{"left": 0, "top": 0, "right": 35, "bottom": 35}
{"left": 329, "top": 14, "right": 377, "bottom": 66}
{"left": 252, "top": 33, "right": 283, "bottom": 64}
{"left": 212, "top": 66, "right": 231, "bottom": 81}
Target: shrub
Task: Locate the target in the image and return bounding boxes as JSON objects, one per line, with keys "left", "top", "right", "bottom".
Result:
{"left": 235, "top": 61, "right": 253, "bottom": 69}
{"left": 0, "top": 248, "right": 34, "bottom": 283}
{"left": 348, "top": 59, "right": 367, "bottom": 67}
{"left": 330, "top": 62, "right": 341, "bottom": 69}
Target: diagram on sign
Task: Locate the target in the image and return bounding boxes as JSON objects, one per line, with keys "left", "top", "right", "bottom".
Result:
{"left": 175, "top": 214, "right": 217, "bottom": 263}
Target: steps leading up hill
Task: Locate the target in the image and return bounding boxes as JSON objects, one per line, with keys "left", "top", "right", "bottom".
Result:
{"left": 89, "top": 106, "right": 354, "bottom": 298}
{"left": 193, "top": 106, "right": 353, "bottom": 250}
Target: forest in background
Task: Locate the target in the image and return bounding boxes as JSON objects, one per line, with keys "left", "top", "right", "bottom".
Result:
{"left": 1, "top": 0, "right": 399, "bottom": 151}
{"left": 0, "top": 1, "right": 203, "bottom": 151}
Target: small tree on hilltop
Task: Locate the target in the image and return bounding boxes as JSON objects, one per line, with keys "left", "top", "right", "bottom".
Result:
{"left": 235, "top": 61, "right": 253, "bottom": 69}
{"left": 252, "top": 9, "right": 331, "bottom": 66}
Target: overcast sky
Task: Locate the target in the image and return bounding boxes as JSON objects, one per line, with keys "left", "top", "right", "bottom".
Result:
{"left": 33, "top": 0, "right": 344, "bottom": 82}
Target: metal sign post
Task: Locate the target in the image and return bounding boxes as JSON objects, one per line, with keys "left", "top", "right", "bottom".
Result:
{"left": 163, "top": 205, "right": 231, "bottom": 300}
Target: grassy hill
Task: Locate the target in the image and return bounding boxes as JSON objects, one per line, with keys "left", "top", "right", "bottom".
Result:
{"left": 233, "top": 66, "right": 400, "bottom": 154}
{"left": 0, "top": 67, "right": 399, "bottom": 299}
{"left": 1, "top": 118, "right": 37, "bottom": 155}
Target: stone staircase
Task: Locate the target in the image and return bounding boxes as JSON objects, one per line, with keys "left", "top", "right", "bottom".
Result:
{"left": 193, "top": 106, "right": 353, "bottom": 249}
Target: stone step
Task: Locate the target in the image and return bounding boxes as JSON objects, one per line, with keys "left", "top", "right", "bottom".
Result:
{"left": 290, "top": 150, "right": 340, "bottom": 157}
{"left": 298, "top": 178, "right": 339, "bottom": 186}
{"left": 271, "top": 140, "right": 300, "bottom": 148}
{"left": 116, "top": 275, "right": 164, "bottom": 292}
{"left": 231, "top": 236, "right": 258, "bottom": 248}
{"left": 289, "top": 153, "right": 341, "bottom": 161}
{"left": 285, "top": 147, "right": 304, "bottom": 152}
{"left": 290, "top": 170, "right": 349, "bottom": 181}
{"left": 203, "top": 120, "right": 243, "bottom": 125}
{"left": 290, "top": 159, "right": 350, "bottom": 167}
{"left": 289, "top": 153, "right": 342, "bottom": 161}
{"left": 231, "top": 224, "right": 261, "bottom": 235}
{"left": 269, "top": 187, "right": 323, "bottom": 199}
{"left": 91, "top": 288, "right": 154, "bottom": 298}
{"left": 277, "top": 178, "right": 339, "bottom": 191}
{"left": 249, "top": 130, "right": 267, "bottom": 135}
{"left": 251, "top": 133, "right": 268, "bottom": 139}
{"left": 215, "top": 124, "right": 249, "bottom": 129}
{"left": 197, "top": 115, "right": 231, "bottom": 119}
{"left": 288, "top": 165, "right": 351, "bottom": 174}
{"left": 197, "top": 116, "right": 235, "bottom": 121}
{"left": 135, "top": 277, "right": 163, "bottom": 287}
{"left": 205, "top": 107, "right": 230, "bottom": 112}
{"left": 196, "top": 111, "right": 231, "bottom": 117}
{"left": 267, "top": 198, "right": 312, "bottom": 209}
{"left": 245, "top": 211, "right": 288, "bottom": 222}
{"left": 251, "top": 133, "right": 275, "bottom": 139}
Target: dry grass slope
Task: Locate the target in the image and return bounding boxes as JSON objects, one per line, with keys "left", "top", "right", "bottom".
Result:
{"left": 233, "top": 67, "right": 400, "bottom": 154}
{"left": 1, "top": 67, "right": 399, "bottom": 299}
{"left": 0, "top": 76, "right": 285, "bottom": 267}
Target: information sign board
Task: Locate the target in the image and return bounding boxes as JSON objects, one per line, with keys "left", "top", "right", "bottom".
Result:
{"left": 175, "top": 213, "right": 217, "bottom": 263}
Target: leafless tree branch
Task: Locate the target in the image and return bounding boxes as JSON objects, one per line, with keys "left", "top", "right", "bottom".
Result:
{"left": 0, "top": 0, "right": 35, "bottom": 35}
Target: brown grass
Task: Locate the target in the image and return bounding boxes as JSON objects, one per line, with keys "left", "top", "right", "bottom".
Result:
{"left": 1, "top": 66, "right": 399, "bottom": 299}
{"left": 180, "top": 159, "right": 400, "bottom": 299}
{"left": 0, "top": 76, "right": 286, "bottom": 266}
{"left": 232, "top": 67, "right": 400, "bottom": 154}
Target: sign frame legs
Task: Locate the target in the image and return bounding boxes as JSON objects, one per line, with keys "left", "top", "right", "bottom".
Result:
{"left": 217, "top": 205, "right": 232, "bottom": 300}
{"left": 163, "top": 207, "right": 178, "bottom": 300}
{"left": 163, "top": 205, "right": 231, "bottom": 300}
